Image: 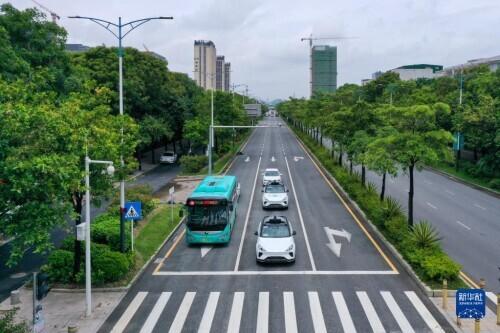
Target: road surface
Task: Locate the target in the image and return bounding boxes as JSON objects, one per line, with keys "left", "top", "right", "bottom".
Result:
{"left": 99, "top": 118, "right": 453, "bottom": 332}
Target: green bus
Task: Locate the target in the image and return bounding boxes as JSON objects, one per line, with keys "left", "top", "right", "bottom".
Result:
{"left": 185, "top": 175, "right": 240, "bottom": 244}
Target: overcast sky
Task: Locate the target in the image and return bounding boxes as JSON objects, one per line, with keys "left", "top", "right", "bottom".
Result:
{"left": 7, "top": 0, "right": 500, "bottom": 100}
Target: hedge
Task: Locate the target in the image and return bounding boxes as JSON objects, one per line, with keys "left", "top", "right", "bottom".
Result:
{"left": 180, "top": 155, "right": 208, "bottom": 173}
{"left": 91, "top": 213, "right": 130, "bottom": 252}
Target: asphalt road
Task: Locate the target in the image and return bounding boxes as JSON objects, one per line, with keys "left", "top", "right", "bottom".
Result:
{"left": 99, "top": 118, "right": 453, "bottom": 333}
{"left": 0, "top": 163, "right": 180, "bottom": 302}
{"left": 321, "top": 136, "right": 500, "bottom": 292}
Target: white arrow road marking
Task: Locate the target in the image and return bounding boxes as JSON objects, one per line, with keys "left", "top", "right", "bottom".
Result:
{"left": 244, "top": 156, "right": 250, "bottom": 162}
{"left": 200, "top": 246, "right": 212, "bottom": 258}
{"left": 324, "top": 227, "right": 351, "bottom": 257}
{"left": 271, "top": 156, "right": 276, "bottom": 162}
{"left": 293, "top": 156, "right": 304, "bottom": 162}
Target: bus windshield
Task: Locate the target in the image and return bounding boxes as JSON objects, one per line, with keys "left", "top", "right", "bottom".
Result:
{"left": 187, "top": 205, "right": 228, "bottom": 231}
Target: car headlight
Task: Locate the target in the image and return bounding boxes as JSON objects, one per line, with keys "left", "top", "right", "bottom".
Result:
{"left": 285, "top": 244, "right": 294, "bottom": 252}
{"left": 258, "top": 244, "right": 266, "bottom": 252}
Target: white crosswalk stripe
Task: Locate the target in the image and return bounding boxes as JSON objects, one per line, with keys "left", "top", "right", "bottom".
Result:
{"left": 381, "top": 291, "right": 415, "bottom": 333}
{"left": 110, "top": 290, "right": 444, "bottom": 333}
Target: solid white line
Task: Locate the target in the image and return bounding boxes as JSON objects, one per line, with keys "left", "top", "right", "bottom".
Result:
{"left": 405, "top": 291, "right": 444, "bottom": 333}
{"left": 256, "top": 292, "right": 269, "bottom": 333}
{"left": 381, "top": 291, "right": 415, "bottom": 333}
{"left": 140, "top": 292, "right": 172, "bottom": 333}
{"left": 456, "top": 220, "right": 471, "bottom": 231}
{"left": 356, "top": 291, "right": 385, "bottom": 333}
{"left": 426, "top": 202, "right": 437, "bottom": 210}
{"left": 227, "top": 292, "right": 245, "bottom": 333}
{"left": 308, "top": 292, "right": 327, "bottom": 333}
{"left": 111, "top": 292, "right": 148, "bottom": 333}
{"left": 283, "top": 292, "right": 298, "bottom": 333}
{"left": 474, "top": 203, "right": 487, "bottom": 210}
{"left": 169, "top": 292, "right": 196, "bottom": 333}
{"left": 284, "top": 155, "right": 316, "bottom": 270}
{"left": 445, "top": 190, "right": 455, "bottom": 196}
{"left": 154, "top": 270, "right": 398, "bottom": 276}
{"left": 197, "top": 292, "right": 220, "bottom": 333}
{"left": 332, "top": 292, "right": 356, "bottom": 333}
{"left": 234, "top": 155, "right": 262, "bottom": 271}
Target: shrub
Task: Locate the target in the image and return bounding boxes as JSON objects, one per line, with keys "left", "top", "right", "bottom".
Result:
{"left": 382, "top": 197, "right": 404, "bottom": 220}
{"left": 487, "top": 178, "right": 500, "bottom": 190}
{"left": 411, "top": 220, "right": 442, "bottom": 249}
{"left": 421, "top": 253, "right": 461, "bottom": 281}
{"left": 384, "top": 215, "right": 409, "bottom": 243}
{"left": 90, "top": 248, "right": 131, "bottom": 284}
{"left": 92, "top": 213, "right": 130, "bottom": 252}
{"left": 366, "top": 181, "right": 378, "bottom": 196}
{"left": 180, "top": 155, "right": 208, "bottom": 173}
{"left": 0, "top": 308, "right": 29, "bottom": 333}
{"left": 109, "top": 184, "right": 157, "bottom": 216}
{"left": 44, "top": 250, "right": 74, "bottom": 284}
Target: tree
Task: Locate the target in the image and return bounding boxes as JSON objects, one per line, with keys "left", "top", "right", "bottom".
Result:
{"left": 390, "top": 105, "right": 452, "bottom": 226}
{"left": 139, "top": 115, "right": 173, "bottom": 163}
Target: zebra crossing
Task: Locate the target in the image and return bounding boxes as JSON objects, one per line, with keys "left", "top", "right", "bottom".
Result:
{"left": 108, "top": 290, "right": 446, "bottom": 333}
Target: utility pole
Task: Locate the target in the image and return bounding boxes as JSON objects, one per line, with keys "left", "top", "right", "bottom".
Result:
{"left": 69, "top": 15, "right": 173, "bottom": 252}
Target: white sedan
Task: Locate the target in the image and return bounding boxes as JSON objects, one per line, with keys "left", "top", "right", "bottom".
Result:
{"left": 262, "top": 168, "right": 282, "bottom": 186}
{"left": 255, "top": 216, "right": 296, "bottom": 263}
{"left": 160, "top": 151, "right": 177, "bottom": 164}
{"left": 262, "top": 182, "right": 289, "bottom": 209}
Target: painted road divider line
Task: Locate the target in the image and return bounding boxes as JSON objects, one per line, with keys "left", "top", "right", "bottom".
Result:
{"left": 140, "top": 292, "right": 172, "bottom": 333}
{"left": 154, "top": 270, "right": 398, "bottom": 276}
{"left": 284, "top": 155, "right": 317, "bottom": 270}
{"left": 459, "top": 271, "right": 480, "bottom": 288}
{"left": 111, "top": 291, "right": 148, "bottom": 333}
{"left": 426, "top": 202, "right": 438, "bottom": 210}
{"left": 294, "top": 137, "right": 398, "bottom": 273}
{"left": 153, "top": 228, "right": 186, "bottom": 274}
{"left": 227, "top": 292, "right": 245, "bottom": 333}
{"left": 456, "top": 220, "right": 471, "bottom": 230}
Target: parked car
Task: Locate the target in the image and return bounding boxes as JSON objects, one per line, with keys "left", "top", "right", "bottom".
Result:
{"left": 160, "top": 151, "right": 177, "bottom": 164}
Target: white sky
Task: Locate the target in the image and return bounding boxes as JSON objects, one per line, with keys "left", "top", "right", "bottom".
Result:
{"left": 6, "top": 0, "right": 500, "bottom": 101}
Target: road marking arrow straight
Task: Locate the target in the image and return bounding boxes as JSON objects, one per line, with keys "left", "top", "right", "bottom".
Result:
{"left": 293, "top": 156, "right": 304, "bottom": 162}
{"left": 200, "top": 246, "right": 212, "bottom": 258}
{"left": 244, "top": 156, "right": 250, "bottom": 162}
{"left": 324, "top": 227, "right": 351, "bottom": 257}
{"left": 271, "top": 156, "right": 276, "bottom": 162}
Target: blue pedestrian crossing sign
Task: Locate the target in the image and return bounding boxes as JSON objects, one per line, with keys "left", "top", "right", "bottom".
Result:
{"left": 456, "top": 289, "right": 485, "bottom": 319}
{"left": 125, "top": 201, "right": 142, "bottom": 221}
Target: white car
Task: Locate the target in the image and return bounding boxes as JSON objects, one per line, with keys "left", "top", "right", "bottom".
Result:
{"left": 160, "top": 151, "right": 177, "bottom": 164}
{"left": 262, "top": 168, "right": 282, "bottom": 186}
{"left": 255, "top": 216, "right": 296, "bottom": 263}
{"left": 262, "top": 182, "right": 289, "bottom": 209}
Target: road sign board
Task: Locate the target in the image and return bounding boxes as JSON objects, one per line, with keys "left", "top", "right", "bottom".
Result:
{"left": 456, "top": 288, "right": 485, "bottom": 319}
{"left": 125, "top": 201, "right": 142, "bottom": 220}
{"left": 453, "top": 132, "right": 464, "bottom": 151}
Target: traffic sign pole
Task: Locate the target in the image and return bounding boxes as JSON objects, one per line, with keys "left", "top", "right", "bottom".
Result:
{"left": 131, "top": 218, "right": 134, "bottom": 252}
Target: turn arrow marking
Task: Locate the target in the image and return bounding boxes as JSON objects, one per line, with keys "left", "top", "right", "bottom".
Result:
{"left": 200, "top": 246, "right": 212, "bottom": 258}
{"left": 293, "top": 156, "right": 304, "bottom": 162}
{"left": 244, "top": 156, "right": 250, "bottom": 162}
{"left": 323, "top": 227, "right": 351, "bottom": 257}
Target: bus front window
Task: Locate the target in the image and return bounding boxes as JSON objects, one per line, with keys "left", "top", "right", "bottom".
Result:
{"left": 187, "top": 205, "right": 228, "bottom": 231}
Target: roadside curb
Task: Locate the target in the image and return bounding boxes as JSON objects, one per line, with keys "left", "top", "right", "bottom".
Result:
{"left": 291, "top": 128, "right": 456, "bottom": 298}
{"left": 424, "top": 166, "right": 500, "bottom": 199}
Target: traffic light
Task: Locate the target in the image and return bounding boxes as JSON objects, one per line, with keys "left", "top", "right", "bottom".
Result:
{"left": 36, "top": 273, "right": 50, "bottom": 301}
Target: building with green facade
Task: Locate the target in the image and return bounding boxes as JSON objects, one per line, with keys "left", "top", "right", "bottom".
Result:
{"left": 311, "top": 45, "right": 337, "bottom": 95}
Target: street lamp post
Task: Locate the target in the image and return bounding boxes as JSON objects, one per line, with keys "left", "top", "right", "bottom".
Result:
{"left": 69, "top": 15, "right": 173, "bottom": 252}
{"left": 84, "top": 156, "right": 114, "bottom": 317}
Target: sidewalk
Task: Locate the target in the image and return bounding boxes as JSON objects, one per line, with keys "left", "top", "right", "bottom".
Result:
{"left": 431, "top": 296, "right": 499, "bottom": 333}
{"left": 0, "top": 287, "right": 124, "bottom": 333}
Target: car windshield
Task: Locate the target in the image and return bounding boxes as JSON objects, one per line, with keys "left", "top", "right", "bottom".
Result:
{"left": 265, "top": 185, "right": 285, "bottom": 193}
{"left": 265, "top": 171, "right": 279, "bottom": 177}
{"left": 163, "top": 152, "right": 174, "bottom": 156}
{"left": 260, "top": 222, "right": 291, "bottom": 238}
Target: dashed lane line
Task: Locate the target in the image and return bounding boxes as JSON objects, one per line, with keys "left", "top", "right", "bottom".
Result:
{"left": 456, "top": 220, "right": 471, "bottom": 231}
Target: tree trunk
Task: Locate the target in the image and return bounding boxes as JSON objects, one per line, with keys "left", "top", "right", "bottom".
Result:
{"left": 72, "top": 193, "right": 83, "bottom": 280}
{"left": 380, "top": 172, "right": 386, "bottom": 201}
{"left": 408, "top": 163, "right": 414, "bottom": 227}
{"left": 338, "top": 150, "right": 342, "bottom": 166}
{"left": 319, "top": 129, "right": 323, "bottom": 146}
{"left": 361, "top": 164, "right": 366, "bottom": 186}
{"left": 136, "top": 149, "right": 142, "bottom": 171}
{"left": 473, "top": 148, "right": 478, "bottom": 161}
{"left": 151, "top": 143, "right": 155, "bottom": 164}
{"left": 331, "top": 148, "right": 334, "bottom": 159}
{"left": 173, "top": 140, "right": 177, "bottom": 154}
{"left": 349, "top": 160, "right": 353, "bottom": 174}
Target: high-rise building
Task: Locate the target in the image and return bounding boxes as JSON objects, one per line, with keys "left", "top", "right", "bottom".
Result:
{"left": 216, "top": 55, "right": 225, "bottom": 91}
{"left": 194, "top": 40, "right": 216, "bottom": 90}
{"left": 224, "top": 62, "right": 231, "bottom": 92}
{"left": 311, "top": 45, "right": 337, "bottom": 95}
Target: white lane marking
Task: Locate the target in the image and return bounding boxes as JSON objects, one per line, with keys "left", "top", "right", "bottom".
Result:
{"left": 308, "top": 292, "right": 327, "bottom": 333}
{"left": 283, "top": 292, "right": 298, "bottom": 333}
{"left": 426, "top": 202, "right": 437, "bottom": 210}
{"left": 324, "top": 227, "right": 351, "bottom": 257}
{"left": 140, "top": 292, "right": 171, "bottom": 333}
{"left": 332, "top": 292, "right": 357, "bottom": 333}
{"left": 234, "top": 156, "right": 262, "bottom": 271}
{"left": 271, "top": 156, "right": 276, "bottom": 162}
{"left": 244, "top": 156, "right": 250, "bottom": 162}
{"left": 197, "top": 292, "right": 220, "bottom": 333}
{"left": 381, "top": 291, "right": 415, "bottom": 333}
{"left": 169, "top": 292, "right": 196, "bottom": 333}
{"left": 284, "top": 155, "right": 317, "bottom": 270}
{"left": 474, "top": 203, "right": 487, "bottom": 210}
{"left": 227, "top": 292, "right": 245, "bottom": 333}
{"left": 405, "top": 291, "right": 444, "bottom": 333}
{"left": 256, "top": 292, "right": 269, "bottom": 333}
{"left": 111, "top": 292, "right": 148, "bottom": 333}
{"left": 486, "top": 292, "right": 497, "bottom": 304}
{"left": 356, "top": 291, "right": 385, "bottom": 333}
{"left": 154, "top": 270, "right": 398, "bottom": 276}
{"left": 456, "top": 220, "right": 471, "bottom": 231}
{"left": 200, "top": 246, "right": 212, "bottom": 258}
{"left": 445, "top": 190, "right": 455, "bottom": 196}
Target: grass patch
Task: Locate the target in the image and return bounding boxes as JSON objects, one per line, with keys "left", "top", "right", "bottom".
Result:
{"left": 431, "top": 161, "right": 499, "bottom": 193}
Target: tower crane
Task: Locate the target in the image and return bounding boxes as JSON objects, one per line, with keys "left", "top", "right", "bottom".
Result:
{"left": 300, "top": 34, "right": 358, "bottom": 96}
{"left": 31, "top": 0, "right": 60, "bottom": 23}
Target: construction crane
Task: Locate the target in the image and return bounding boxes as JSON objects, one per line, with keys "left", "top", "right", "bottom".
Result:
{"left": 31, "top": 0, "right": 60, "bottom": 23}
{"left": 300, "top": 34, "right": 358, "bottom": 96}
